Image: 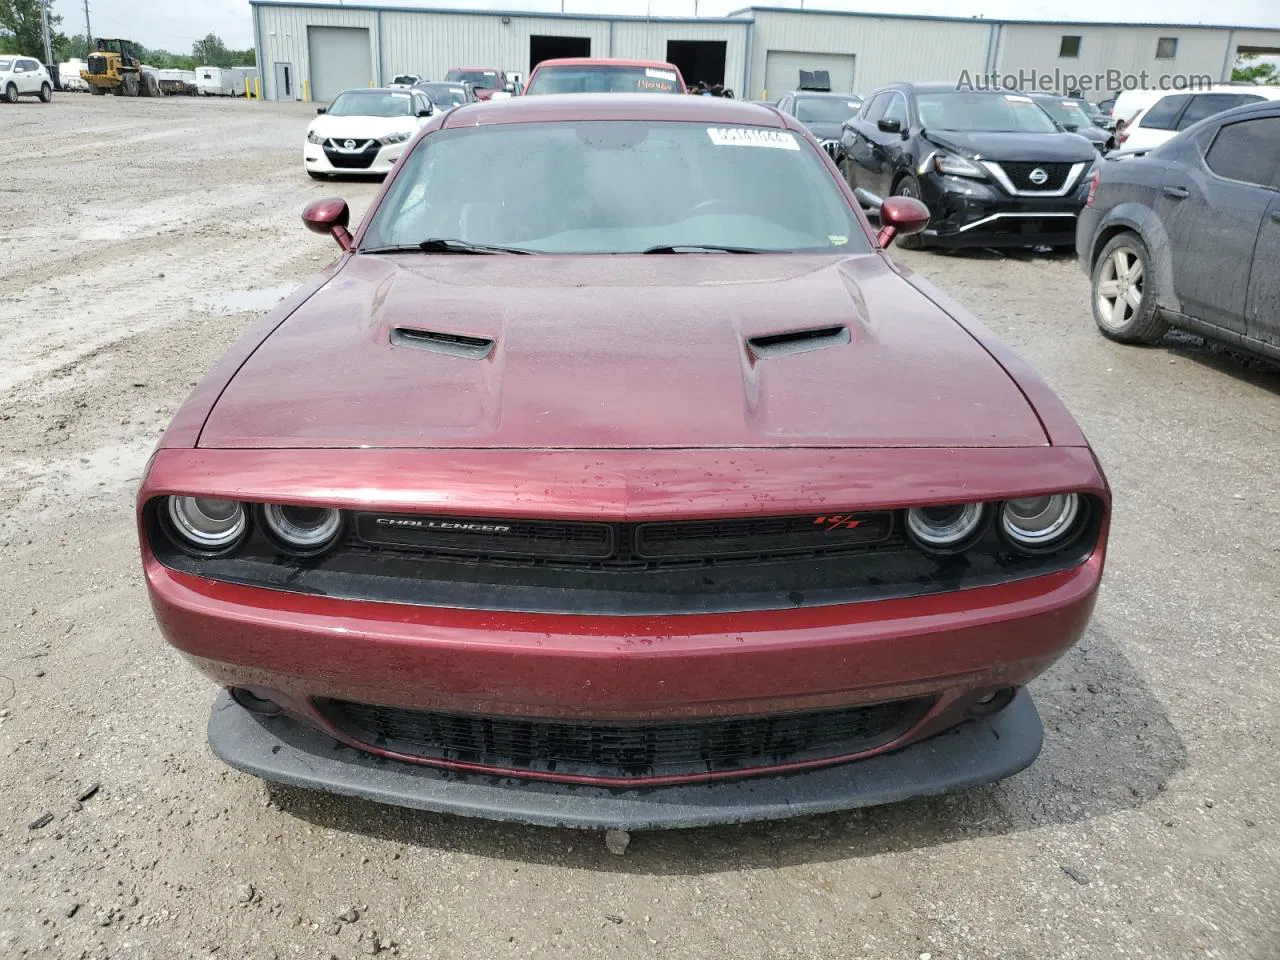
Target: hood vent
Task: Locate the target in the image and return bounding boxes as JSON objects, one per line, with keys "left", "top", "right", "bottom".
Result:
{"left": 747, "top": 325, "right": 849, "bottom": 359}
{"left": 391, "top": 326, "right": 495, "bottom": 359}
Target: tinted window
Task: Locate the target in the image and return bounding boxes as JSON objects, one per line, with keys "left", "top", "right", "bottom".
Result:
{"left": 1139, "top": 94, "right": 1190, "bottom": 130}
{"left": 861, "top": 93, "right": 889, "bottom": 123}
{"left": 1204, "top": 117, "right": 1280, "bottom": 188}
{"left": 526, "top": 65, "right": 681, "bottom": 95}
{"left": 1177, "top": 93, "right": 1266, "bottom": 130}
{"left": 917, "top": 92, "right": 1057, "bottom": 133}
{"left": 794, "top": 96, "right": 861, "bottom": 124}
{"left": 363, "top": 121, "right": 868, "bottom": 255}
{"left": 328, "top": 91, "right": 414, "bottom": 117}
{"left": 445, "top": 69, "right": 499, "bottom": 89}
{"left": 0, "top": 59, "right": 12, "bottom": 72}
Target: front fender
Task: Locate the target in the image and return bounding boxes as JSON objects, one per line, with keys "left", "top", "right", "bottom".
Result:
{"left": 1092, "top": 202, "right": 1180, "bottom": 313}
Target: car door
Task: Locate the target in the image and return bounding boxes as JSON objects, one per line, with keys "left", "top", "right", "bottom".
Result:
{"left": 1162, "top": 115, "right": 1279, "bottom": 335}
{"left": 23, "top": 59, "right": 43, "bottom": 93}
{"left": 842, "top": 92, "right": 905, "bottom": 201}
{"left": 1237, "top": 117, "right": 1280, "bottom": 347}
{"left": 11, "top": 59, "right": 31, "bottom": 93}
{"left": 865, "top": 92, "right": 911, "bottom": 200}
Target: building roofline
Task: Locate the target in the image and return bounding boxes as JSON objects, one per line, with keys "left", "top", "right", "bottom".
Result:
{"left": 730, "top": 5, "right": 1280, "bottom": 33}
{"left": 248, "top": 0, "right": 750, "bottom": 25}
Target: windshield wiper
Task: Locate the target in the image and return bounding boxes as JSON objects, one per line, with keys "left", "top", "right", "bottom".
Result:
{"left": 363, "top": 238, "right": 535, "bottom": 255}
{"left": 641, "top": 244, "right": 764, "bottom": 254}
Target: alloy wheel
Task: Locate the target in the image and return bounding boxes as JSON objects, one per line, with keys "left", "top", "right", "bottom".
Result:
{"left": 1095, "top": 246, "right": 1145, "bottom": 330}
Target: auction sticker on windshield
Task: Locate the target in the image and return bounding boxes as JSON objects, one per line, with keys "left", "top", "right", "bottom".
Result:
{"left": 707, "top": 128, "right": 800, "bottom": 150}
{"left": 646, "top": 68, "right": 678, "bottom": 81}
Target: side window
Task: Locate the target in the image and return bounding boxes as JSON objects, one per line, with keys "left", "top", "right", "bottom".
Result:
{"left": 861, "top": 93, "right": 889, "bottom": 123}
{"left": 1204, "top": 117, "right": 1280, "bottom": 188}
{"left": 1139, "top": 94, "right": 1190, "bottom": 130}
{"left": 1177, "top": 93, "right": 1265, "bottom": 130}
{"left": 882, "top": 93, "right": 909, "bottom": 128}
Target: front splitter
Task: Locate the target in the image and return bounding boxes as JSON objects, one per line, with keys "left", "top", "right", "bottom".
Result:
{"left": 208, "top": 690, "right": 1042, "bottom": 830}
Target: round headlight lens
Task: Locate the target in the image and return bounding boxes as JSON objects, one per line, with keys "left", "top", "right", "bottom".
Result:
{"left": 262, "top": 504, "right": 343, "bottom": 554}
{"left": 167, "top": 496, "right": 246, "bottom": 551}
{"left": 905, "top": 503, "right": 986, "bottom": 552}
{"left": 1001, "top": 494, "right": 1080, "bottom": 548}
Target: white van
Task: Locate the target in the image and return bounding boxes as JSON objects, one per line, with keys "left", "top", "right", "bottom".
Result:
{"left": 1117, "top": 84, "right": 1280, "bottom": 151}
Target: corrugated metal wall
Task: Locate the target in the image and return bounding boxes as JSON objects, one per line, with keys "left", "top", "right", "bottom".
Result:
{"left": 380, "top": 12, "right": 611, "bottom": 85}
{"left": 995, "top": 25, "right": 1233, "bottom": 95}
{"left": 746, "top": 11, "right": 991, "bottom": 100}
{"left": 258, "top": 5, "right": 379, "bottom": 100}
{"left": 610, "top": 20, "right": 748, "bottom": 91}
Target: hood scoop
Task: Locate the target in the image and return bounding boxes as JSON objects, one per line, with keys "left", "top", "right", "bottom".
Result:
{"left": 747, "top": 325, "right": 849, "bottom": 360}
{"left": 391, "top": 326, "right": 495, "bottom": 359}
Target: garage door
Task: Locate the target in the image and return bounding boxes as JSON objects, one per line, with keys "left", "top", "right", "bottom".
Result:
{"left": 308, "top": 26, "right": 373, "bottom": 104}
{"left": 763, "top": 51, "right": 856, "bottom": 99}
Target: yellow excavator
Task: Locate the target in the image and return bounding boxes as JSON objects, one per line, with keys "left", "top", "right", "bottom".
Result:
{"left": 81, "top": 38, "right": 161, "bottom": 97}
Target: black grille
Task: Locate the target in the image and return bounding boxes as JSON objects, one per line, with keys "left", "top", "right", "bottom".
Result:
{"left": 87, "top": 55, "right": 107, "bottom": 74}
{"left": 323, "top": 140, "right": 379, "bottom": 169}
{"left": 317, "top": 697, "right": 930, "bottom": 779}
{"left": 353, "top": 510, "right": 894, "bottom": 568}
{"left": 999, "top": 161, "right": 1073, "bottom": 192}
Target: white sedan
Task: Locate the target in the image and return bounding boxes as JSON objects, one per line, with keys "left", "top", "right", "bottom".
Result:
{"left": 304, "top": 88, "right": 435, "bottom": 179}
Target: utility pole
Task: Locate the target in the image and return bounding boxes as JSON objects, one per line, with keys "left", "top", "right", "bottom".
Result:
{"left": 84, "top": 0, "right": 94, "bottom": 55}
{"left": 40, "top": 0, "right": 53, "bottom": 64}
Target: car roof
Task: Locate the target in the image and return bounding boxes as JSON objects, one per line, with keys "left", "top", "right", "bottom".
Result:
{"left": 533, "top": 58, "right": 680, "bottom": 69}
{"left": 450, "top": 66, "right": 501, "bottom": 72}
{"left": 786, "top": 90, "right": 861, "bottom": 99}
{"left": 439, "top": 93, "right": 788, "bottom": 128}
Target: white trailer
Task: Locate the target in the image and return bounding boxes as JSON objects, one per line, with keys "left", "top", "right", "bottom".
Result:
{"left": 157, "top": 69, "right": 198, "bottom": 95}
{"left": 59, "top": 59, "right": 89, "bottom": 92}
{"left": 196, "top": 66, "right": 238, "bottom": 96}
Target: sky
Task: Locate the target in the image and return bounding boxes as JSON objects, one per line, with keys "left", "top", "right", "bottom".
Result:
{"left": 53, "top": 0, "right": 1279, "bottom": 54}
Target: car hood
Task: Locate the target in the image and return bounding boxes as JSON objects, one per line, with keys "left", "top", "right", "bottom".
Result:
{"left": 923, "top": 129, "right": 1098, "bottom": 163}
{"left": 200, "top": 255, "right": 1047, "bottom": 450}
{"left": 800, "top": 120, "right": 843, "bottom": 140}
{"left": 309, "top": 115, "right": 416, "bottom": 140}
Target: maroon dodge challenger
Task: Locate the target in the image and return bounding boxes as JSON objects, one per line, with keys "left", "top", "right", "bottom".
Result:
{"left": 139, "top": 95, "right": 1109, "bottom": 829}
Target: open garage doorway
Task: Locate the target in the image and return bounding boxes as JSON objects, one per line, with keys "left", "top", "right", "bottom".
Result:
{"left": 530, "top": 35, "right": 591, "bottom": 70}
{"left": 666, "top": 40, "right": 727, "bottom": 89}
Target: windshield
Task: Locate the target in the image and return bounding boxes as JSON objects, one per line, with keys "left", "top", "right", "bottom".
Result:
{"left": 422, "top": 85, "right": 468, "bottom": 106}
{"left": 917, "top": 92, "right": 1059, "bottom": 133}
{"left": 327, "top": 91, "right": 414, "bottom": 118}
{"left": 446, "top": 69, "right": 499, "bottom": 89}
{"left": 795, "top": 97, "right": 861, "bottom": 124}
{"left": 1037, "top": 97, "right": 1090, "bottom": 128}
{"left": 362, "top": 121, "right": 867, "bottom": 255}
{"left": 527, "top": 65, "right": 681, "bottom": 95}
{"left": 391, "top": 75, "right": 417, "bottom": 85}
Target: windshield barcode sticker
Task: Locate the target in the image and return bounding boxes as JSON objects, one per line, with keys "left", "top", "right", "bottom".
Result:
{"left": 707, "top": 128, "right": 800, "bottom": 150}
{"left": 646, "top": 68, "right": 678, "bottom": 81}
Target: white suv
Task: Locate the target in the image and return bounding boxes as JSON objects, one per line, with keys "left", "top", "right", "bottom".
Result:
{"left": 1118, "top": 86, "right": 1280, "bottom": 152}
{"left": 0, "top": 55, "right": 54, "bottom": 103}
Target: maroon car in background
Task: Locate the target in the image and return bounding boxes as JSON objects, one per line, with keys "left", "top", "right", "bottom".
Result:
{"left": 139, "top": 95, "right": 1109, "bottom": 830}
{"left": 443, "top": 66, "right": 509, "bottom": 100}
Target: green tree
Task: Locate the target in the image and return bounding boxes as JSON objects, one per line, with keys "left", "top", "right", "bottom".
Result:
{"left": 0, "top": 0, "right": 68, "bottom": 61}
{"left": 1232, "top": 53, "right": 1280, "bottom": 85}
{"left": 192, "top": 32, "right": 230, "bottom": 66}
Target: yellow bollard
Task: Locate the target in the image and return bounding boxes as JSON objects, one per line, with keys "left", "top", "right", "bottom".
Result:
{"left": 302, "top": 79, "right": 310, "bottom": 102}
{"left": 255, "top": 77, "right": 261, "bottom": 100}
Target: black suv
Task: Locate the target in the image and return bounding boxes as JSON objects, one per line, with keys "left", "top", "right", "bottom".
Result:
{"left": 1077, "top": 100, "right": 1280, "bottom": 361}
{"left": 839, "top": 82, "right": 1098, "bottom": 249}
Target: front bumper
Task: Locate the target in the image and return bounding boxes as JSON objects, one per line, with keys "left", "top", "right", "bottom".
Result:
{"left": 209, "top": 686, "right": 1043, "bottom": 829}
{"left": 303, "top": 140, "right": 406, "bottom": 176}
{"left": 920, "top": 172, "right": 1091, "bottom": 248}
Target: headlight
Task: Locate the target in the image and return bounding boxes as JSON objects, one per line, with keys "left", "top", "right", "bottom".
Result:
{"left": 1001, "top": 494, "right": 1081, "bottom": 549}
{"left": 167, "top": 497, "right": 246, "bottom": 552}
{"left": 905, "top": 503, "right": 986, "bottom": 554}
{"left": 933, "top": 153, "right": 986, "bottom": 178}
{"left": 261, "top": 504, "right": 343, "bottom": 555}
{"left": 379, "top": 131, "right": 412, "bottom": 145}
{"left": 306, "top": 131, "right": 324, "bottom": 144}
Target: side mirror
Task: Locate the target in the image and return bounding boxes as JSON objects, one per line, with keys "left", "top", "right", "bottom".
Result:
{"left": 302, "top": 197, "right": 353, "bottom": 252}
{"left": 876, "top": 196, "right": 930, "bottom": 248}
{"left": 417, "top": 106, "right": 432, "bottom": 117}
{"left": 316, "top": 107, "right": 327, "bottom": 114}
{"left": 504, "top": 82, "right": 515, "bottom": 93}
{"left": 1065, "top": 123, "right": 1079, "bottom": 132}
{"left": 877, "top": 118, "right": 902, "bottom": 134}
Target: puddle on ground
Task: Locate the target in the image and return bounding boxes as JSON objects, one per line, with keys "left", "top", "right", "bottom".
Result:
{"left": 203, "top": 284, "right": 298, "bottom": 315}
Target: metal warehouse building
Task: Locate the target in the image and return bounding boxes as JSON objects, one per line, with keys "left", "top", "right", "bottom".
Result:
{"left": 250, "top": 0, "right": 1280, "bottom": 104}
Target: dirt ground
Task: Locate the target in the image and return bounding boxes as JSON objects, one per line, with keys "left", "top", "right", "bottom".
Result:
{"left": 1, "top": 95, "right": 1277, "bottom": 960}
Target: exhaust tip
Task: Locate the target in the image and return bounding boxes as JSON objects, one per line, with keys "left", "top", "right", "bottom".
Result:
{"left": 967, "top": 687, "right": 1017, "bottom": 717}
{"left": 229, "top": 686, "right": 283, "bottom": 716}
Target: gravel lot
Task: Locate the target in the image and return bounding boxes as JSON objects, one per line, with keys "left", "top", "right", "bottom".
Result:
{"left": 1, "top": 96, "right": 1277, "bottom": 960}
